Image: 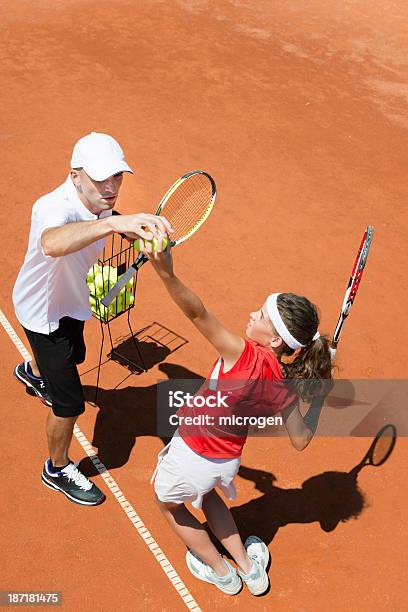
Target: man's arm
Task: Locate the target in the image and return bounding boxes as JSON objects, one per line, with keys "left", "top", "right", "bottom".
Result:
{"left": 41, "top": 213, "right": 173, "bottom": 257}
{"left": 41, "top": 217, "right": 113, "bottom": 257}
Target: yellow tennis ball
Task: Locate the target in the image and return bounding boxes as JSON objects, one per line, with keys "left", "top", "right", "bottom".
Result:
{"left": 87, "top": 282, "right": 97, "bottom": 297}
{"left": 87, "top": 264, "right": 101, "bottom": 283}
{"left": 93, "top": 273, "right": 104, "bottom": 297}
{"left": 134, "top": 236, "right": 169, "bottom": 252}
{"left": 123, "top": 292, "right": 134, "bottom": 307}
{"left": 109, "top": 295, "right": 123, "bottom": 316}
{"left": 97, "top": 303, "right": 109, "bottom": 322}
{"left": 102, "top": 265, "right": 117, "bottom": 283}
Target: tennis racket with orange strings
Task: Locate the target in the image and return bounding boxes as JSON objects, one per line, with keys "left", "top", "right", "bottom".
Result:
{"left": 101, "top": 170, "right": 216, "bottom": 306}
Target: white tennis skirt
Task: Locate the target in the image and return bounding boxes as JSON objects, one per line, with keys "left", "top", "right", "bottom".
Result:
{"left": 151, "top": 431, "right": 241, "bottom": 509}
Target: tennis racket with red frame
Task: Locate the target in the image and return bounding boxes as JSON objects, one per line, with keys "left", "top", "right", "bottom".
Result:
{"left": 101, "top": 170, "right": 216, "bottom": 306}
{"left": 331, "top": 225, "right": 374, "bottom": 353}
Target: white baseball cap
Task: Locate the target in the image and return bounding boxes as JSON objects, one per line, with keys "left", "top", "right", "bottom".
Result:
{"left": 71, "top": 132, "right": 133, "bottom": 181}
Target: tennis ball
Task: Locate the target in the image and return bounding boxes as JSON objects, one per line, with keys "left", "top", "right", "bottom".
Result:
{"left": 103, "top": 266, "right": 117, "bottom": 282}
{"left": 87, "top": 264, "right": 101, "bottom": 281}
{"left": 134, "top": 236, "right": 169, "bottom": 252}
{"left": 109, "top": 294, "right": 124, "bottom": 316}
{"left": 123, "top": 291, "right": 134, "bottom": 307}
{"left": 103, "top": 279, "right": 114, "bottom": 293}
{"left": 88, "top": 282, "right": 98, "bottom": 298}
{"left": 97, "top": 303, "right": 110, "bottom": 321}
{"left": 93, "top": 273, "right": 104, "bottom": 297}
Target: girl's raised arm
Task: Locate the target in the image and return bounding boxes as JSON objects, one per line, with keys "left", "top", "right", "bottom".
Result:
{"left": 147, "top": 243, "right": 245, "bottom": 370}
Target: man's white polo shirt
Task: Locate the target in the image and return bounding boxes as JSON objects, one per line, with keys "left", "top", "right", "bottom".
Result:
{"left": 13, "top": 176, "right": 112, "bottom": 334}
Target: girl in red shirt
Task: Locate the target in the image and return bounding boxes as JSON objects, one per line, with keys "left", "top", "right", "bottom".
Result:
{"left": 147, "top": 243, "right": 332, "bottom": 596}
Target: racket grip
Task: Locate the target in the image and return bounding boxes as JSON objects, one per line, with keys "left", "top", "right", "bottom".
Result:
{"left": 100, "top": 253, "right": 149, "bottom": 307}
{"left": 100, "top": 266, "right": 136, "bottom": 306}
{"left": 329, "top": 346, "right": 337, "bottom": 362}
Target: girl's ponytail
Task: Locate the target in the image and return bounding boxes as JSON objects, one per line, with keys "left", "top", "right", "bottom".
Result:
{"left": 276, "top": 293, "right": 333, "bottom": 401}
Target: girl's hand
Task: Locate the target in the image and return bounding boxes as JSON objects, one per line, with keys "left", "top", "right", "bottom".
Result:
{"left": 144, "top": 235, "right": 174, "bottom": 278}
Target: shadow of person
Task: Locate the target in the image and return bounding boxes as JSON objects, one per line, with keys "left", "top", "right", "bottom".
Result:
{"left": 228, "top": 423, "right": 397, "bottom": 545}
{"left": 78, "top": 362, "right": 204, "bottom": 476}
{"left": 158, "top": 362, "right": 205, "bottom": 382}
{"left": 226, "top": 465, "right": 366, "bottom": 546}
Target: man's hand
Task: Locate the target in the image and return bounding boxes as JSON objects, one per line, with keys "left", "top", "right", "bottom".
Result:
{"left": 110, "top": 213, "right": 174, "bottom": 242}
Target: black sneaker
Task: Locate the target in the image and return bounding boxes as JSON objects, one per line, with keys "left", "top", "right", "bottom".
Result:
{"left": 41, "top": 459, "right": 106, "bottom": 506}
{"left": 13, "top": 362, "right": 52, "bottom": 407}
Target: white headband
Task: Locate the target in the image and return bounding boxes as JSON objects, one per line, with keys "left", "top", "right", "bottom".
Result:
{"left": 266, "top": 293, "right": 320, "bottom": 350}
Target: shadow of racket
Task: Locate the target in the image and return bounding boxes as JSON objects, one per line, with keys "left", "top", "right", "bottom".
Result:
{"left": 349, "top": 423, "right": 397, "bottom": 478}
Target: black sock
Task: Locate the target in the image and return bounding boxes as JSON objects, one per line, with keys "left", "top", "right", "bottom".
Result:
{"left": 26, "top": 362, "right": 42, "bottom": 380}
{"left": 49, "top": 460, "right": 71, "bottom": 473}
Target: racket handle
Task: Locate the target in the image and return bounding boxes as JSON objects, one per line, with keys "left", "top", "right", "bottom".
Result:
{"left": 329, "top": 346, "right": 337, "bottom": 362}
{"left": 100, "top": 253, "right": 148, "bottom": 306}
{"left": 101, "top": 266, "right": 136, "bottom": 306}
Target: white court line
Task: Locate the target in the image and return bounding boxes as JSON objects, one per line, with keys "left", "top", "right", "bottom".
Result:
{"left": 0, "top": 308, "right": 202, "bottom": 612}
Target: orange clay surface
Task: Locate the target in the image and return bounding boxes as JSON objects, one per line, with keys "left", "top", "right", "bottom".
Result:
{"left": 1, "top": 1, "right": 407, "bottom": 610}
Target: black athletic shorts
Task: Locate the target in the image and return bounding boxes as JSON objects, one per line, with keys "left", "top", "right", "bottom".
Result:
{"left": 23, "top": 317, "right": 86, "bottom": 418}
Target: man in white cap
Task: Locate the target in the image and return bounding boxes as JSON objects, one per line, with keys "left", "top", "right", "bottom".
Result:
{"left": 12, "top": 132, "right": 172, "bottom": 506}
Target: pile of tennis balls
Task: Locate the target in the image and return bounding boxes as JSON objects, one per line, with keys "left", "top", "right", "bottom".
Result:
{"left": 86, "top": 238, "right": 168, "bottom": 321}
{"left": 86, "top": 264, "right": 135, "bottom": 321}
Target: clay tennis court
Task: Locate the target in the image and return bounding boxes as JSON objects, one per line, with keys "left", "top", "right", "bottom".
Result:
{"left": 1, "top": 1, "right": 407, "bottom": 610}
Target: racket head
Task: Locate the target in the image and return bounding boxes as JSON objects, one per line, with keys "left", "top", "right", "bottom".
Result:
{"left": 101, "top": 171, "right": 215, "bottom": 306}
{"left": 367, "top": 423, "right": 397, "bottom": 466}
{"left": 155, "top": 170, "right": 216, "bottom": 246}
{"left": 332, "top": 225, "right": 374, "bottom": 347}
{"left": 344, "top": 225, "right": 374, "bottom": 315}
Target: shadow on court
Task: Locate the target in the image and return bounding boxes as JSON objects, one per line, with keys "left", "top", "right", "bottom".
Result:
{"left": 207, "top": 428, "right": 397, "bottom": 551}
{"left": 228, "top": 466, "right": 366, "bottom": 545}
{"left": 107, "top": 336, "right": 170, "bottom": 372}
{"left": 78, "top": 362, "right": 204, "bottom": 476}
{"left": 108, "top": 321, "right": 189, "bottom": 372}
